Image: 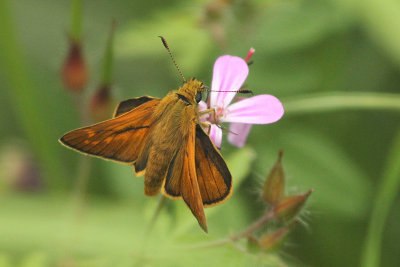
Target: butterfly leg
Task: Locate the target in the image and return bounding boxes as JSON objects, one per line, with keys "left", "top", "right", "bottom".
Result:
{"left": 199, "top": 122, "right": 212, "bottom": 135}
{"left": 197, "top": 108, "right": 217, "bottom": 124}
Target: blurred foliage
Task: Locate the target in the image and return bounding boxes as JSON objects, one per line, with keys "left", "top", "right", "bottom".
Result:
{"left": 1, "top": 0, "right": 400, "bottom": 266}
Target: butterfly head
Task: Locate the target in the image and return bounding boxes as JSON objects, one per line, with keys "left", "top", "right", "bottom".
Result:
{"left": 179, "top": 78, "right": 205, "bottom": 104}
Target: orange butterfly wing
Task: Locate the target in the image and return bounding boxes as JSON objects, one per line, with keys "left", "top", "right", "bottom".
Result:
{"left": 59, "top": 98, "right": 160, "bottom": 163}
{"left": 162, "top": 124, "right": 232, "bottom": 232}
{"left": 194, "top": 125, "right": 232, "bottom": 207}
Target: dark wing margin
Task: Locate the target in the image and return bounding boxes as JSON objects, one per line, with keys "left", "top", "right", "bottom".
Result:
{"left": 195, "top": 124, "right": 232, "bottom": 206}
{"left": 113, "top": 96, "right": 159, "bottom": 118}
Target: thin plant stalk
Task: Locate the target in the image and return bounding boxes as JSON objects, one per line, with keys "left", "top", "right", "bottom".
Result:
{"left": 361, "top": 130, "right": 400, "bottom": 267}
{"left": 146, "top": 195, "right": 168, "bottom": 235}
{"left": 186, "top": 209, "right": 275, "bottom": 249}
{"left": 101, "top": 20, "right": 116, "bottom": 86}
{"left": 70, "top": 0, "right": 82, "bottom": 41}
{"left": 0, "top": 0, "right": 69, "bottom": 189}
{"left": 283, "top": 92, "right": 400, "bottom": 115}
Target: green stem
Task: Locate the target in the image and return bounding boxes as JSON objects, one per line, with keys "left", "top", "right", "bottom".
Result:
{"left": 0, "top": 0, "right": 69, "bottom": 189}
{"left": 146, "top": 195, "right": 168, "bottom": 235}
{"left": 71, "top": 157, "right": 92, "bottom": 214}
{"left": 361, "top": 130, "right": 400, "bottom": 267}
{"left": 70, "top": 0, "right": 82, "bottom": 41}
{"left": 283, "top": 92, "right": 400, "bottom": 115}
{"left": 101, "top": 20, "right": 116, "bottom": 86}
{"left": 64, "top": 94, "right": 92, "bottom": 259}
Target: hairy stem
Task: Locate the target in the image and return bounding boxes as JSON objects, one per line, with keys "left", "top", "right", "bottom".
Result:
{"left": 186, "top": 209, "right": 274, "bottom": 249}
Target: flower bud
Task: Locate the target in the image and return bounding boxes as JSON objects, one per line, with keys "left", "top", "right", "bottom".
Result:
{"left": 204, "top": 0, "right": 231, "bottom": 21}
{"left": 263, "top": 151, "right": 285, "bottom": 204}
{"left": 259, "top": 220, "right": 298, "bottom": 251}
{"left": 245, "top": 47, "right": 255, "bottom": 63}
{"left": 61, "top": 39, "right": 88, "bottom": 92}
{"left": 89, "top": 85, "right": 112, "bottom": 122}
{"left": 274, "top": 189, "right": 312, "bottom": 221}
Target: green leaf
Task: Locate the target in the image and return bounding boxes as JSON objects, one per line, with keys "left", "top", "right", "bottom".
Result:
{"left": 226, "top": 146, "right": 256, "bottom": 188}
{"left": 0, "top": 0, "right": 72, "bottom": 190}
{"left": 0, "top": 254, "right": 12, "bottom": 267}
{"left": 0, "top": 194, "right": 282, "bottom": 266}
{"left": 332, "top": 0, "right": 400, "bottom": 67}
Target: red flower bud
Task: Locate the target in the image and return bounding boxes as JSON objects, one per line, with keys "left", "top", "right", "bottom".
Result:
{"left": 61, "top": 40, "right": 88, "bottom": 92}
{"left": 89, "top": 85, "right": 112, "bottom": 122}
{"left": 245, "top": 47, "right": 255, "bottom": 63}
{"left": 263, "top": 151, "right": 285, "bottom": 204}
{"left": 274, "top": 189, "right": 312, "bottom": 221}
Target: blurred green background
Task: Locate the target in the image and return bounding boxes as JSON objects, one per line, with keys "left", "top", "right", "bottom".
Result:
{"left": 1, "top": 0, "right": 400, "bottom": 266}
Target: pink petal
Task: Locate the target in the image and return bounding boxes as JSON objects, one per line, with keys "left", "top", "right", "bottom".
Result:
{"left": 223, "top": 95, "right": 284, "bottom": 124}
{"left": 210, "top": 55, "right": 249, "bottom": 109}
{"left": 197, "top": 101, "right": 210, "bottom": 122}
{"left": 208, "top": 124, "right": 222, "bottom": 149}
{"left": 198, "top": 100, "right": 208, "bottom": 111}
{"left": 228, "top": 122, "right": 252, "bottom": 148}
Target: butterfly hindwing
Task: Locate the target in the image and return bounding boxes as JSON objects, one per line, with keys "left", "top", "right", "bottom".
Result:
{"left": 60, "top": 98, "right": 160, "bottom": 163}
{"left": 195, "top": 125, "right": 232, "bottom": 206}
{"left": 162, "top": 122, "right": 207, "bottom": 232}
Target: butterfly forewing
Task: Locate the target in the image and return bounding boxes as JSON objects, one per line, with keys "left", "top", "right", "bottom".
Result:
{"left": 60, "top": 98, "right": 160, "bottom": 163}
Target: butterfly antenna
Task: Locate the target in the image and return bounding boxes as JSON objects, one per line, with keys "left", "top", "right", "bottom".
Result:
{"left": 207, "top": 89, "right": 253, "bottom": 94}
{"left": 237, "top": 89, "right": 254, "bottom": 95}
{"left": 159, "top": 36, "right": 187, "bottom": 83}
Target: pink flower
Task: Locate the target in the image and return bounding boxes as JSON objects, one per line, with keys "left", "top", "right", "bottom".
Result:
{"left": 199, "top": 52, "right": 284, "bottom": 148}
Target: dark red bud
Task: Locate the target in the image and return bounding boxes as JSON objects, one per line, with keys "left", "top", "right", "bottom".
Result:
{"left": 89, "top": 85, "right": 113, "bottom": 122}
{"left": 61, "top": 40, "right": 88, "bottom": 92}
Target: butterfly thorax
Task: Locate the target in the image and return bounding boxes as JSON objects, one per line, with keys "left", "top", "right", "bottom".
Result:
{"left": 176, "top": 78, "right": 204, "bottom": 106}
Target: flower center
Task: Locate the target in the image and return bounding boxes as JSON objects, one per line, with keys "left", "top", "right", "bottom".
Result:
{"left": 209, "top": 106, "right": 226, "bottom": 124}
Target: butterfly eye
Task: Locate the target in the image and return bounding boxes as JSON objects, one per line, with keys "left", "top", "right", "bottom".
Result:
{"left": 195, "top": 91, "right": 202, "bottom": 103}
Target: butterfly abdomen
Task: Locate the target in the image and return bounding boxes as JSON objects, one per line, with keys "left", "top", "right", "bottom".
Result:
{"left": 144, "top": 145, "right": 175, "bottom": 196}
